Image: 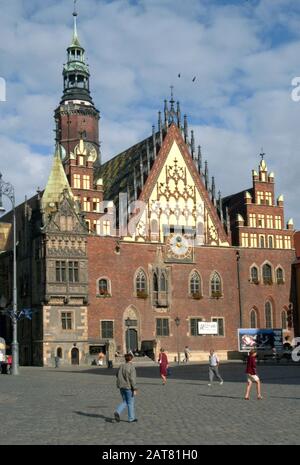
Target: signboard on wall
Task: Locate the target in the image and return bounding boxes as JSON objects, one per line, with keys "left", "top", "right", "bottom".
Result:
{"left": 198, "top": 321, "right": 218, "bottom": 335}
{"left": 238, "top": 328, "right": 283, "bottom": 352}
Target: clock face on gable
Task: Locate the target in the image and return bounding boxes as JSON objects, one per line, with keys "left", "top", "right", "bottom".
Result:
{"left": 165, "top": 233, "right": 193, "bottom": 262}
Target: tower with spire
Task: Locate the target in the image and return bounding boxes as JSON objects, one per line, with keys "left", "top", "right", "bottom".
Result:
{"left": 54, "top": 2, "right": 103, "bottom": 230}
{"left": 54, "top": 2, "right": 100, "bottom": 162}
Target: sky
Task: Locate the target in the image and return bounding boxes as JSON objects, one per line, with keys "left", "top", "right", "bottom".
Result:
{"left": 0, "top": 0, "right": 300, "bottom": 228}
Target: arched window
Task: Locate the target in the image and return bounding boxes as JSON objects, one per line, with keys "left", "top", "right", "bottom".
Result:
{"left": 281, "top": 310, "right": 287, "bottom": 330}
{"left": 190, "top": 271, "right": 201, "bottom": 296}
{"left": 260, "top": 236, "right": 265, "bottom": 248}
{"left": 160, "top": 272, "right": 167, "bottom": 292}
{"left": 250, "top": 309, "right": 257, "bottom": 328}
{"left": 250, "top": 266, "right": 259, "bottom": 283}
{"left": 276, "top": 267, "right": 284, "bottom": 284}
{"left": 98, "top": 278, "right": 109, "bottom": 296}
{"left": 262, "top": 264, "right": 272, "bottom": 284}
{"left": 136, "top": 270, "right": 147, "bottom": 296}
{"left": 211, "top": 272, "right": 222, "bottom": 297}
{"left": 153, "top": 272, "right": 159, "bottom": 292}
{"left": 265, "top": 301, "right": 273, "bottom": 328}
{"left": 268, "top": 236, "right": 274, "bottom": 248}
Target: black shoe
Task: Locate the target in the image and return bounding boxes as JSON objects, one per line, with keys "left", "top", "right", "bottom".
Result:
{"left": 129, "top": 419, "right": 138, "bottom": 423}
{"left": 114, "top": 412, "right": 120, "bottom": 423}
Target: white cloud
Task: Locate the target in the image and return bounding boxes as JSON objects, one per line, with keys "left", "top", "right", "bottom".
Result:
{"left": 0, "top": 0, "right": 299, "bottom": 228}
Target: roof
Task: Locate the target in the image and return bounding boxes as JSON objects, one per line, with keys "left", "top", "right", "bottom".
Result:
{"left": 95, "top": 132, "right": 158, "bottom": 205}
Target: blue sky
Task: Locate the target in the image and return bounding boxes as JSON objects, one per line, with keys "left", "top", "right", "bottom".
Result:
{"left": 0, "top": 0, "right": 300, "bottom": 227}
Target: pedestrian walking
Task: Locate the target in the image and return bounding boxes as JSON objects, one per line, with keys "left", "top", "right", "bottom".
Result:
{"left": 184, "top": 346, "right": 191, "bottom": 363}
{"left": 158, "top": 348, "right": 169, "bottom": 385}
{"left": 54, "top": 355, "right": 60, "bottom": 368}
{"left": 114, "top": 353, "right": 138, "bottom": 423}
{"left": 245, "top": 349, "right": 262, "bottom": 400}
{"left": 208, "top": 349, "right": 223, "bottom": 386}
{"left": 97, "top": 351, "right": 105, "bottom": 366}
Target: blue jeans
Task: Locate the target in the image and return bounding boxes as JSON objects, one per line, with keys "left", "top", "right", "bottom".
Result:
{"left": 116, "top": 388, "right": 136, "bottom": 422}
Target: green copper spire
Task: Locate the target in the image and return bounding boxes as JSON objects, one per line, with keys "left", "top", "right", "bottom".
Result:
{"left": 60, "top": 0, "right": 93, "bottom": 104}
{"left": 41, "top": 144, "right": 74, "bottom": 215}
{"left": 71, "top": 0, "right": 80, "bottom": 47}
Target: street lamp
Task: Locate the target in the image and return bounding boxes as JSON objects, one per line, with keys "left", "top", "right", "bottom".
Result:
{"left": 0, "top": 172, "right": 19, "bottom": 375}
{"left": 174, "top": 316, "right": 180, "bottom": 365}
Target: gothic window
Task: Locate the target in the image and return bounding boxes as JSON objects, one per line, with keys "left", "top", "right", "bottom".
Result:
{"left": 136, "top": 269, "right": 147, "bottom": 297}
{"left": 281, "top": 310, "right": 287, "bottom": 330}
{"left": 152, "top": 270, "right": 168, "bottom": 307}
{"left": 266, "top": 215, "right": 273, "bottom": 228}
{"left": 68, "top": 261, "right": 79, "bottom": 283}
{"left": 101, "top": 321, "right": 114, "bottom": 339}
{"left": 265, "top": 302, "right": 273, "bottom": 328}
{"left": 262, "top": 264, "right": 272, "bottom": 284}
{"left": 249, "top": 214, "right": 256, "bottom": 227}
{"left": 250, "top": 266, "right": 259, "bottom": 283}
{"left": 160, "top": 272, "right": 167, "bottom": 292}
{"left": 250, "top": 234, "right": 257, "bottom": 247}
{"left": 284, "top": 237, "right": 291, "bottom": 249}
{"left": 258, "top": 214, "right": 265, "bottom": 228}
{"left": 275, "top": 216, "right": 282, "bottom": 229}
{"left": 265, "top": 192, "right": 272, "bottom": 205}
{"left": 92, "top": 198, "right": 100, "bottom": 212}
{"left": 83, "top": 175, "right": 90, "bottom": 189}
{"left": 250, "top": 309, "right": 257, "bottom": 328}
{"left": 156, "top": 318, "right": 169, "bottom": 337}
{"left": 210, "top": 272, "right": 222, "bottom": 298}
{"left": 56, "top": 261, "right": 66, "bottom": 282}
{"left": 276, "top": 267, "right": 284, "bottom": 284}
{"left": 98, "top": 278, "right": 110, "bottom": 296}
{"left": 190, "top": 271, "right": 201, "bottom": 297}
{"left": 153, "top": 272, "right": 159, "bottom": 292}
{"left": 74, "top": 174, "right": 81, "bottom": 188}
{"left": 61, "top": 312, "right": 72, "bottom": 330}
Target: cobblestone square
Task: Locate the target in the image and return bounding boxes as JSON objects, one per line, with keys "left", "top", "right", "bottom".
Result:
{"left": 0, "top": 361, "right": 299, "bottom": 445}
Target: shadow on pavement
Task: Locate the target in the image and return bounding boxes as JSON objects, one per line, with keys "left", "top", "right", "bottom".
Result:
{"left": 74, "top": 410, "right": 114, "bottom": 423}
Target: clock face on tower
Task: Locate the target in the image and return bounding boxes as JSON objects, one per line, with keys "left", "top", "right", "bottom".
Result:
{"left": 165, "top": 233, "right": 193, "bottom": 261}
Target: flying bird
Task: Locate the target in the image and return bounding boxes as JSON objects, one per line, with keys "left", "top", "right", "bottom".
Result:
{"left": 192, "top": 76, "right": 196, "bottom": 82}
{"left": 178, "top": 73, "right": 181, "bottom": 78}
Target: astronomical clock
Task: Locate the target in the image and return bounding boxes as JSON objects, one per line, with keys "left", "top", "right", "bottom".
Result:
{"left": 165, "top": 232, "right": 193, "bottom": 263}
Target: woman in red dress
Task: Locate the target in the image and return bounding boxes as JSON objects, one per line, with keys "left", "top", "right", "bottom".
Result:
{"left": 158, "top": 348, "right": 168, "bottom": 385}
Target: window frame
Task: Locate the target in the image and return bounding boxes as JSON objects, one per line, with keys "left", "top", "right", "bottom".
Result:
{"left": 156, "top": 318, "right": 170, "bottom": 337}
{"left": 211, "top": 317, "right": 225, "bottom": 337}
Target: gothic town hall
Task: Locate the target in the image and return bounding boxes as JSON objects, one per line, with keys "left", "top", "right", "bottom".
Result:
{"left": 0, "top": 12, "right": 298, "bottom": 366}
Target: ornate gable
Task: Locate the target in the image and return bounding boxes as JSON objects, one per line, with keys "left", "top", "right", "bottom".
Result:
{"left": 129, "top": 124, "right": 229, "bottom": 247}
{"left": 43, "top": 190, "right": 87, "bottom": 235}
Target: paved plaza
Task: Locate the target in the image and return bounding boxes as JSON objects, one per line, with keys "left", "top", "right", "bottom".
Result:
{"left": 0, "top": 361, "right": 299, "bottom": 445}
